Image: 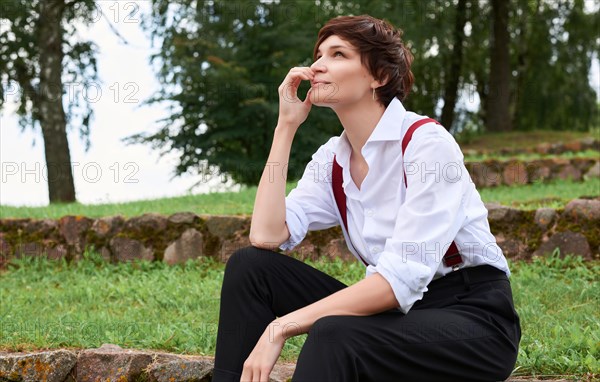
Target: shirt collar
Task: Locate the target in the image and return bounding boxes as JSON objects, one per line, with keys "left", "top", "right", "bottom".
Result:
{"left": 334, "top": 97, "right": 406, "bottom": 157}
{"left": 365, "top": 97, "right": 407, "bottom": 142}
{"left": 333, "top": 97, "right": 407, "bottom": 187}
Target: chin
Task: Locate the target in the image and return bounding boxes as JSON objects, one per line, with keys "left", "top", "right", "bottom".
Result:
{"left": 310, "top": 84, "right": 342, "bottom": 105}
{"left": 310, "top": 93, "right": 340, "bottom": 107}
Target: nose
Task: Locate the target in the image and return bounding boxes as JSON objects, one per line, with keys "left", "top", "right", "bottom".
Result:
{"left": 310, "top": 59, "right": 326, "bottom": 72}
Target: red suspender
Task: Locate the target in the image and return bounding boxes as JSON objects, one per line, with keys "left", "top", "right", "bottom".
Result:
{"left": 332, "top": 118, "right": 464, "bottom": 269}
{"left": 332, "top": 156, "right": 369, "bottom": 266}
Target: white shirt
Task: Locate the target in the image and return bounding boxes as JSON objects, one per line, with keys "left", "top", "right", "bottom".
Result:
{"left": 279, "top": 97, "right": 510, "bottom": 314}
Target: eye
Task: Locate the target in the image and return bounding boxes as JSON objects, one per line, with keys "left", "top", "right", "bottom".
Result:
{"left": 334, "top": 51, "right": 344, "bottom": 57}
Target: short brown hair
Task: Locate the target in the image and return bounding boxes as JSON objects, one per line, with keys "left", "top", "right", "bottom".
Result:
{"left": 313, "top": 15, "right": 414, "bottom": 106}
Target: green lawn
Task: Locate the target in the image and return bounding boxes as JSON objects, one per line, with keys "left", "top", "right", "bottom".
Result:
{"left": 479, "top": 177, "right": 599, "bottom": 210}
{"left": 457, "top": 129, "right": 598, "bottom": 152}
{"left": 1, "top": 178, "right": 598, "bottom": 219}
{"left": 463, "top": 149, "right": 599, "bottom": 162}
{"left": 0, "top": 251, "right": 598, "bottom": 378}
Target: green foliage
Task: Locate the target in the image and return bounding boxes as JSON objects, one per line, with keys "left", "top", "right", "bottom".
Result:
{"left": 130, "top": 0, "right": 475, "bottom": 186}
{"left": 133, "top": 0, "right": 598, "bottom": 186}
{"left": 510, "top": 0, "right": 598, "bottom": 132}
{"left": 126, "top": 0, "right": 343, "bottom": 186}
{"left": 1, "top": 251, "right": 598, "bottom": 376}
{"left": 0, "top": 0, "right": 99, "bottom": 146}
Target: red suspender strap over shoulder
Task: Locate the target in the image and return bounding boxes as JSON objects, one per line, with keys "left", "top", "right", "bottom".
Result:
{"left": 332, "top": 158, "right": 369, "bottom": 267}
{"left": 332, "top": 117, "right": 464, "bottom": 269}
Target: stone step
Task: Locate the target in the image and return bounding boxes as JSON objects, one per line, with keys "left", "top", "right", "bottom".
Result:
{"left": 0, "top": 345, "right": 583, "bottom": 382}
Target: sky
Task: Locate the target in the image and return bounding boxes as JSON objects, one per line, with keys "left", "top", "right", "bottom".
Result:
{"left": 0, "top": 1, "right": 598, "bottom": 207}
{"left": 1, "top": 1, "right": 239, "bottom": 207}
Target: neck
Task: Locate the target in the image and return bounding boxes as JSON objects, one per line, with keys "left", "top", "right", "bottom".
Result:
{"left": 333, "top": 98, "right": 386, "bottom": 160}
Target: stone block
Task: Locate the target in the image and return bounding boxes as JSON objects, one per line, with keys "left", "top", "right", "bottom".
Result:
{"left": 502, "top": 161, "right": 528, "bottom": 185}
{"left": 203, "top": 215, "right": 248, "bottom": 239}
{"left": 168, "top": 212, "right": 200, "bottom": 225}
{"left": 77, "top": 344, "right": 153, "bottom": 382}
{"left": 163, "top": 228, "right": 204, "bottom": 265}
{"left": 562, "top": 198, "right": 600, "bottom": 223}
{"left": 90, "top": 216, "right": 125, "bottom": 239}
{"left": 146, "top": 359, "right": 212, "bottom": 382}
{"left": 0, "top": 349, "right": 77, "bottom": 382}
{"left": 125, "top": 213, "right": 168, "bottom": 233}
{"left": 534, "top": 208, "right": 557, "bottom": 230}
{"left": 533, "top": 231, "right": 592, "bottom": 260}
{"left": 58, "top": 215, "right": 93, "bottom": 253}
{"left": 109, "top": 237, "right": 154, "bottom": 263}
{"left": 584, "top": 161, "right": 600, "bottom": 180}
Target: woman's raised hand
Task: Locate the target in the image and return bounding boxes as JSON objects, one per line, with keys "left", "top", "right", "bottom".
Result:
{"left": 277, "top": 67, "right": 315, "bottom": 130}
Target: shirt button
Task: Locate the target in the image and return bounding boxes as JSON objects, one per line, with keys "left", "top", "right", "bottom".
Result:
{"left": 371, "top": 246, "right": 381, "bottom": 254}
{"left": 365, "top": 208, "right": 374, "bottom": 217}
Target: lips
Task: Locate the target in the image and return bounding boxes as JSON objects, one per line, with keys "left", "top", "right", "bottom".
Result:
{"left": 311, "top": 81, "right": 331, "bottom": 87}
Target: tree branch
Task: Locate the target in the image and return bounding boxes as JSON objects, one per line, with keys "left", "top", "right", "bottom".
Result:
{"left": 101, "top": 8, "right": 130, "bottom": 45}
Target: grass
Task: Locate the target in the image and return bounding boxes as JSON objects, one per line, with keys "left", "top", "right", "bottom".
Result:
{"left": 457, "top": 129, "right": 598, "bottom": 152}
{"left": 0, "top": 183, "right": 295, "bottom": 219}
{"left": 479, "top": 177, "right": 600, "bottom": 210}
{"left": 0, "top": 251, "right": 598, "bottom": 378}
{"left": 1, "top": 178, "right": 598, "bottom": 219}
{"left": 463, "top": 149, "right": 599, "bottom": 162}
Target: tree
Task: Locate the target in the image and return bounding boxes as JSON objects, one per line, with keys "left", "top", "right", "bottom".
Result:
{"left": 511, "top": 0, "right": 597, "bottom": 131}
{"left": 440, "top": 0, "right": 469, "bottom": 130}
{"left": 487, "top": 0, "right": 512, "bottom": 132}
{"left": 0, "top": 0, "right": 99, "bottom": 203}
{"left": 465, "top": 0, "right": 598, "bottom": 133}
{"left": 132, "top": 0, "right": 469, "bottom": 187}
{"left": 135, "top": 0, "right": 598, "bottom": 187}
{"left": 129, "top": 0, "right": 343, "bottom": 186}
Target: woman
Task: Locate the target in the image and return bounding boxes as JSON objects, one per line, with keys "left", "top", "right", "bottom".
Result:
{"left": 213, "top": 14, "right": 521, "bottom": 382}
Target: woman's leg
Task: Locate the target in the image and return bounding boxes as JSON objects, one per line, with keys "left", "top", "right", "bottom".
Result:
{"left": 292, "top": 267, "right": 521, "bottom": 382}
{"left": 212, "top": 245, "right": 348, "bottom": 381}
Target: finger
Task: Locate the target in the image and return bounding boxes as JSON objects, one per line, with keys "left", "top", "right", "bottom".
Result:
{"left": 303, "top": 87, "right": 313, "bottom": 105}
{"left": 259, "top": 369, "right": 269, "bottom": 382}
{"left": 286, "top": 72, "right": 312, "bottom": 85}
{"left": 287, "top": 67, "right": 314, "bottom": 81}
{"left": 284, "top": 72, "right": 314, "bottom": 95}
{"left": 289, "top": 66, "right": 313, "bottom": 73}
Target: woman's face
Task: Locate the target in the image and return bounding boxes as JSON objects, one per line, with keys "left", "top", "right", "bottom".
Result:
{"left": 310, "top": 35, "right": 377, "bottom": 108}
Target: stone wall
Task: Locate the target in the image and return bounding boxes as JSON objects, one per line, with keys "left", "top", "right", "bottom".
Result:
{"left": 0, "top": 344, "right": 294, "bottom": 382}
{"left": 0, "top": 345, "right": 571, "bottom": 382}
{"left": 462, "top": 137, "right": 599, "bottom": 157}
{"left": 464, "top": 157, "right": 598, "bottom": 187}
{"left": 1, "top": 198, "right": 598, "bottom": 268}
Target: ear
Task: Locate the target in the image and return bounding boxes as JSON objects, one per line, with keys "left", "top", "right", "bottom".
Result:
{"left": 371, "top": 75, "right": 389, "bottom": 89}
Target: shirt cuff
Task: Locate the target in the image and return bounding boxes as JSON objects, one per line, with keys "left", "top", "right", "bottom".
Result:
{"left": 278, "top": 198, "right": 309, "bottom": 251}
{"left": 365, "top": 251, "right": 433, "bottom": 314}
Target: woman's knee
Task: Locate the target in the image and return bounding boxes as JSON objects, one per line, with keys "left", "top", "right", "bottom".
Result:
{"left": 307, "top": 316, "right": 352, "bottom": 348}
{"left": 294, "top": 317, "right": 357, "bottom": 378}
{"left": 224, "top": 245, "right": 278, "bottom": 274}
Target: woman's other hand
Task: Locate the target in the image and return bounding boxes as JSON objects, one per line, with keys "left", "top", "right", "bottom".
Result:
{"left": 277, "top": 67, "right": 315, "bottom": 130}
{"left": 240, "top": 321, "right": 288, "bottom": 382}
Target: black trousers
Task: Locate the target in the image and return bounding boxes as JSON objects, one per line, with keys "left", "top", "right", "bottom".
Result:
{"left": 212, "top": 246, "right": 521, "bottom": 382}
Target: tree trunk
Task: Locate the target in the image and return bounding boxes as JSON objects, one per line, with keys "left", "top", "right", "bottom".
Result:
{"left": 487, "top": 0, "right": 512, "bottom": 132}
{"left": 441, "top": 0, "right": 468, "bottom": 131}
{"left": 38, "top": 0, "right": 76, "bottom": 203}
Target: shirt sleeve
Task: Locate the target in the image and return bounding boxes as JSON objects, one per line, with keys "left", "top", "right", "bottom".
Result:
{"left": 365, "top": 130, "right": 467, "bottom": 314}
{"left": 279, "top": 138, "right": 341, "bottom": 251}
